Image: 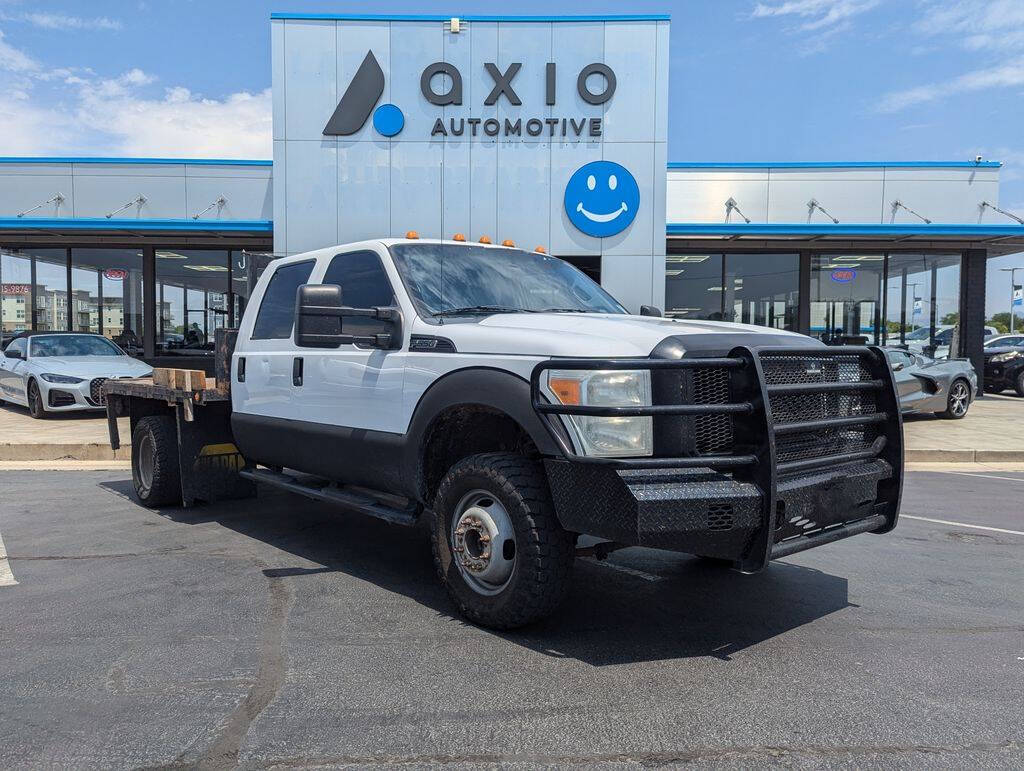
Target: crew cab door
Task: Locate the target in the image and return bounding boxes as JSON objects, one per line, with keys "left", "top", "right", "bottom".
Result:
{"left": 297, "top": 249, "right": 406, "bottom": 432}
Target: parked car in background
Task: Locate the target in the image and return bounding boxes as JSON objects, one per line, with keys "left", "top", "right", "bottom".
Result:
{"left": 983, "top": 340, "right": 1024, "bottom": 397}
{"left": 984, "top": 334, "right": 1024, "bottom": 350}
{"left": 903, "top": 324, "right": 998, "bottom": 360}
{"left": 0, "top": 332, "right": 152, "bottom": 418}
{"left": 884, "top": 348, "right": 977, "bottom": 418}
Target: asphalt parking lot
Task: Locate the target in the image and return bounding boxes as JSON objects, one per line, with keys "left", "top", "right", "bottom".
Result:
{"left": 1, "top": 470, "right": 1022, "bottom": 769}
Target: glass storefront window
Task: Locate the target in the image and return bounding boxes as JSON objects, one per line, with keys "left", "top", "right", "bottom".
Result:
{"left": 884, "top": 254, "right": 961, "bottom": 355}
{"left": 810, "top": 255, "right": 886, "bottom": 344}
{"left": 1, "top": 248, "right": 34, "bottom": 346}
{"left": 231, "top": 251, "right": 274, "bottom": 324}
{"left": 666, "top": 253, "right": 799, "bottom": 330}
{"left": 724, "top": 254, "right": 799, "bottom": 330}
{"left": 155, "top": 250, "right": 229, "bottom": 355}
{"left": 72, "top": 248, "right": 145, "bottom": 354}
{"left": 664, "top": 254, "right": 725, "bottom": 320}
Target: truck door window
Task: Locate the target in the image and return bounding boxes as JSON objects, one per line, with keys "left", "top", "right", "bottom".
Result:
{"left": 322, "top": 251, "right": 395, "bottom": 338}
{"left": 250, "top": 260, "right": 315, "bottom": 340}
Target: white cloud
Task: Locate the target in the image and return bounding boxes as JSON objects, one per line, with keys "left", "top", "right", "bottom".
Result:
{"left": 751, "top": 0, "right": 880, "bottom": 31}
{"left": 0, "top": 12, "right": 122, "bottom": 32}
{"left": 878, "top": 55, "right": 1024, "bottom": 111}
{"left": 0, "top": 28, "right": 38, "bottom": 72}
{"left": 914, "top": 0, "right": 1024, "bottom": 51}
{"left": 0, "top": 26, "right": 271, "bottom": 158}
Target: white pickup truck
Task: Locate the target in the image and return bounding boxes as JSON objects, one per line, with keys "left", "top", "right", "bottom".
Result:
{"left": 105, "top": 238, "right": 904, "bottom": 629}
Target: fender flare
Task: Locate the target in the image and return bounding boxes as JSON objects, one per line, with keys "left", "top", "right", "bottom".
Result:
{"left": 402, "top": 366, "right": 567, "bottom": 498}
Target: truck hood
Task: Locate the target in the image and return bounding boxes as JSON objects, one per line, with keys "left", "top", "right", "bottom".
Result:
{"left": 417, "top": 313, "right": 812, "bottom": 357}
{"left": 29, "top": 355, "right": 153, "bottom": 379}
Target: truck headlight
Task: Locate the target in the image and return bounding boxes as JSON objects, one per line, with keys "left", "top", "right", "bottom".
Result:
{"left": 545, "top": 369, "right": 653, "bottom": 457}
{"left": 990, "top": 351, "right": 1021, "bottom": 363}
{"left": 40, "top": 373, "right": 85, "bottom": 384}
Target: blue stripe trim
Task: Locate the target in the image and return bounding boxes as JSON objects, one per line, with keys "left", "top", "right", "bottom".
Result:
{"left": 0, "top": 218, "right": 274, "bottom": 232}
{"left": 666, "top": 223, "right": 1024, "bottom": 237}
{"left": 271, "top": 13, "right": 669, "bottom": 22}
{"left": 0, "top": 157, "right": 272, "bottom": 166}
{"left": 667, "top": 161, "right": 1002, "bottom": 169}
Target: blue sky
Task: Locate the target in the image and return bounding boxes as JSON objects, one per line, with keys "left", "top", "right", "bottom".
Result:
{"left": 1, "top": 0, "right": 1022, "bottom": 311}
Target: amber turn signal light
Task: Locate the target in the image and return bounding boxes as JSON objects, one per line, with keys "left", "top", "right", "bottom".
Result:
{"left": 405, "top": 230, "right": 419, "bottom": 239}
{"left": 501, "top": 239, "right": 515, "bottom": 247}
{"left": 453, "top": 232, "right": 466, "bottom": 241}
{"left": 535, "top": 246, "right": 547, "bottom": 254}
{"left": 548, "top": 377, "right": 582, "bottom": 405}
{"left": 478, "top": 235, "right": 492, "bottom": 244}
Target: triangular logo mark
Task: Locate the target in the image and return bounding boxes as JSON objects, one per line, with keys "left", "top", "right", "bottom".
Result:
{"left": 324, "top": 51, "right": 385, "bottom": 136}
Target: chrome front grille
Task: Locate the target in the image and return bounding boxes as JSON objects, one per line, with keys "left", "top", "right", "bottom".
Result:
{"left": 90, "top": 377, "right": 108, "bottom": 406}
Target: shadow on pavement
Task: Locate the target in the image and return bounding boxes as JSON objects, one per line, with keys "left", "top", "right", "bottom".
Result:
{"left": 100, "top": 479, "right": 851, "bottom": 667}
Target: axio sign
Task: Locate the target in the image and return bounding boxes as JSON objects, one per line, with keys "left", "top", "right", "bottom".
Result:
{"left": 324, "top": 51, "right": 617, "bottom": 140}
{"left": 272, "top": 13, "right": 668, "bottom": 310}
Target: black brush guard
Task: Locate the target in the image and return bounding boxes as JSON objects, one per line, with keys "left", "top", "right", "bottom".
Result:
{"left": 530, "top": 346, "right": 903, "bottom": 572}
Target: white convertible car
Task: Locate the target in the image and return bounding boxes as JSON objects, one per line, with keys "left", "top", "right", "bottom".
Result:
{"left": 0, "top": 332, "right": 152, "bottom": 418}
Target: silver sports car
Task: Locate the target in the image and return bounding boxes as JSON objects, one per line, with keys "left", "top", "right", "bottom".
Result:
{"left": 0, "top": 332, "right": 152, "bottom": 419}
{"left": 884, "top": 348, "right": 977, "bottom": 419}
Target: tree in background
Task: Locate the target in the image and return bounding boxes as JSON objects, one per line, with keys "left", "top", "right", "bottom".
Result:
{"left": 986, "top": 312, "right": 1024, "bottom": 334}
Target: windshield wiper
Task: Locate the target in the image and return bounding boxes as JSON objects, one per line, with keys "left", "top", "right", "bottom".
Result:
{"left": 538, "top": 307, "right": 590, "bottom": 313}
{"left": 431, "top": 305, "right": 532, "bottom": 317}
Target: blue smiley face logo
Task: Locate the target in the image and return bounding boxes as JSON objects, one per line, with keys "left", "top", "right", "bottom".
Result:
{"left": 564, "top": 160, "right": 640, "bottom": 238}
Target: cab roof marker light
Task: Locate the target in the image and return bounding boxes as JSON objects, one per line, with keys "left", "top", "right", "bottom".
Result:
{"left": 406, "top": 230, "right": 419, "bottom": 239}
{"left": 535, "top": 246, "right": 547, "bottom": 253}
{"left": 502, "top": 239, "right": 516, "bottom": 247}
{"left": 453, "top": 232, "right": 466, "bottom": 241}
{"left": 479, "top": 235, "right": 492, "bottom": 244}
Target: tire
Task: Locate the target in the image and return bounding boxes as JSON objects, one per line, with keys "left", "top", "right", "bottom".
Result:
{"left": 431, "top": 452, "right": 575, "bottom": 630}
{"left": 27, "top": 379, "right": 47, "bottom": 419}
{"left": 939, "top": 379, "right": 971, "bottom": 419}
{"left": 1015, "top": 371, "right": 1024, "bottom": 398}
{"left": 131, "top": 415, "right": 182, "bottom": 508}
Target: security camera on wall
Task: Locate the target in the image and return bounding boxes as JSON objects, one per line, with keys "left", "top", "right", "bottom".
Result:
{"left": 975, "top": 155, "right": 984, "bottom": 163}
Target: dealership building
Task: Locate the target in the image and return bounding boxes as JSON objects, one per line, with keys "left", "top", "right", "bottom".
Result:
{"left": 2, "top": 13, "right": 1023, "bottom": 384}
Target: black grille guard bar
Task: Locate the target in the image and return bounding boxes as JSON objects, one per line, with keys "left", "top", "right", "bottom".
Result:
{"left": 530, "top": 344, "right": 905, "bottom": 572}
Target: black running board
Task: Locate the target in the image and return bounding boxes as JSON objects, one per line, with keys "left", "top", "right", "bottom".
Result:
{"left": 239, "top": 467, "right": 420, "bottom": 526}
{"left": 770, "top": 513, "right": 888, "bottom": 560}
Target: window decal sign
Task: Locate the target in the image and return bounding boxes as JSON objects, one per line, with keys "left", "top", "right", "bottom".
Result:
{"left": 830, "top": 269, "right": 856, "bottom": 283}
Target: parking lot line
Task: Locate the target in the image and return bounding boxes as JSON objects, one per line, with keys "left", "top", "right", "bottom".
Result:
{"left": 926, "top": 470, "right": 1024, "bottom": 484}
{"left": 902, "top": 515, "right": 1024, "bottom": 536}
{"left": 0, "top": 529, "right": 17, "bottom": 586}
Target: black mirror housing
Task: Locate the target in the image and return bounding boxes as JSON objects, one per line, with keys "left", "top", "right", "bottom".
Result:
{"left": 639, "top": 305, "right": 663, "bottom": 317}
{"left": 4, "top": 349, "right": 23, "bottom": 360}
{"left": 294, "top": 283, "right": 402, "bottom": 349}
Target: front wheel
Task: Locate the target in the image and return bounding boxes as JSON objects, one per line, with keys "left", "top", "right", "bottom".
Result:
{"left": 431, "top": 453, "right": 575, "bottom": 630}
{"left": 27, "top": 380, "right": 47, "bottom": 419}
{"left": 939, "top": 379, "right": 971, "bottom": 419}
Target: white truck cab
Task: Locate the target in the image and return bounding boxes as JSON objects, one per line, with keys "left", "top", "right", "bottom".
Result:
{"left": 112, "top": 238, "right": 904, "bottom": 630}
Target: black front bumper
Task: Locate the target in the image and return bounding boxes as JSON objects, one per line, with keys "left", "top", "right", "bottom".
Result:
{"left": 532, "top": 345, "right": 903, "bottom": 572}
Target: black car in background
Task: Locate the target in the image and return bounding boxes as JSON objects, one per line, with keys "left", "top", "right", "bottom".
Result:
{"left": 983, "top": 338, "right": 1024, "bottom": 396}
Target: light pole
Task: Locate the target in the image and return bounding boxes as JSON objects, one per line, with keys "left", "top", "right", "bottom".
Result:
{"left": 999, "top": 267, "right": 1023, "bottom": 333}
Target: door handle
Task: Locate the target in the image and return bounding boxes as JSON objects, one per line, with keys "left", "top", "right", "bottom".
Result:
{"left": 237, "top": 357, "right": 246, "bottom": 383}
{"left": 292, "top": 357, "right": 303, "bottom": 387}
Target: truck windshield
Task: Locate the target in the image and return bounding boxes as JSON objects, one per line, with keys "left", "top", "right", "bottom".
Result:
{"left": 389, "top": 243, "right": 626, "bottom": 317}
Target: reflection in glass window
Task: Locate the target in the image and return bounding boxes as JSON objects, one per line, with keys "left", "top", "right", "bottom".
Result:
{"left": 884, "top": 254, "right": 961, "bottom": 355}
{"left": 155, "top": 250, "right": 229, "bottom": 354}
{"left": 724, "top": 254, "right": 799, "bottom": 330}
{"left": 1, "top": 249, "right": 33, "bottom": 346}
{"left": 664, "top": 255, "right": 725, "bottom": 320}
{"left": 810, "top": 255, "right": 885, "bottom": 345}
{"left": 72, "top": 248, "right": 145, "bottom": 354}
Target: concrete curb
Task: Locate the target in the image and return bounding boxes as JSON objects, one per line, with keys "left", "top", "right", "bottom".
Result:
{"left": 905, "top": 449, "right": 1024, "bottom": 463}
{"left": 0, "top": 443, "right": 131, "bottom": 461}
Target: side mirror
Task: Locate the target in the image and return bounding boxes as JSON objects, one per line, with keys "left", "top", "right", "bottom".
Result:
{"left": 639, "top": 305, "right": 663, "bottom": 317}
{"left": 891, "top": 361, "right": 904, "bottom": 372}
{"left": 4, "top": 349, "right": 23, "bottom": 360}
{"left": 294, "top": 283, "right": 402, "bottom": 349}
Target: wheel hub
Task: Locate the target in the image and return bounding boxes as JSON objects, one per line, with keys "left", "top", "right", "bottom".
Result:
{"left": 451, "top": 492, "right": 516, "bottom": 595}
